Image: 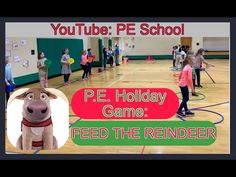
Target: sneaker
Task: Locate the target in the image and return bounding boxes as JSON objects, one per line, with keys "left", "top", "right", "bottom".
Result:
{"left": 197, "top": 85, "right": 203, "bottom": 88}
{"left": 82, "top": 78, "right": 85, "bottom": 81}
{"left": 192, "top": 92, "right": 198, "bottom": 96}
{"left": 176, "top": 111, "right": 186, "bottom": 118}
{"left": 185, "top": 110, "right": 195, "bottom": 116}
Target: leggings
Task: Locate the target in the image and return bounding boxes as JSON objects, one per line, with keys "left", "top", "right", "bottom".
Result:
{"left": 177, "top": 86, "right": 189, "bottom": 113}
{"left": 195, "top": 68, "right": 201, "bottom": 86}
{"left": 63, "top": 74, "right": 70, "bottom": 83}
{"left": 39, "top": 73, "right": 48, "bottom": 88}
{"left": 81, "top": 64, "right": 88, "bottom": 79}
{"left": 110, "top": 56, "right": 114, "bottom": 67}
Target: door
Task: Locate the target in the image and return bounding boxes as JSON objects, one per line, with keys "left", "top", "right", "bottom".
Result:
{"left": 181, "top": 37, "right": 192, "bottom": 48}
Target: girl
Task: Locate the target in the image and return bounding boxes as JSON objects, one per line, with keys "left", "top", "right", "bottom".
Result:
{"left": 81, "top": 50, "right": 88, "bottom": 80}
{"left": 175, "top": 47, "right": 182, "bottom": 69}
{"left": 61, "top": 48, "right": 72, "bottom": 86}
{"left": 87, "top": 48, "right": 93, "bottom": 76}
{"left": 172, "top": 46, "right": 177, "bottom": 67}
{"left": 180, "top": 46, "right": 187, "bottom": 68}
{"left": 103, "top": 47, "right": 108, "bottom": 70}
{"left": 115, "top": 45, "right": 120, "bottom": 66}
{"left": 5, "top": 57, "right": 15, "bottom": 103}
{"left": 108, "top": 47, "right": 114, "bottom": 67}
{"left": 37, "top": 52, "right": 48, "bottom": 88}
{"left": 176, "top": 57, "right": 195, "bottom": 117}
{"left": 193, "top": 48, "right": 215, "bottom": 88}
{"left": 186, "top": 51, "right": 198, "bottom": 96}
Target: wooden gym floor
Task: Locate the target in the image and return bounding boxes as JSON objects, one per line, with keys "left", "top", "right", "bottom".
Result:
{"left": 5, "top": 59, "right": 230, "bottom": 154}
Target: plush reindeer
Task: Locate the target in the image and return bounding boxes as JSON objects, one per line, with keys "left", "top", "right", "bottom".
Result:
{"left": 15, "top": 88, "right": 58, "bottom": 150}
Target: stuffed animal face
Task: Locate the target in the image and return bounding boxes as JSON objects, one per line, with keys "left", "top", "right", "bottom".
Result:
{"left": 16, "top": 88, "right": 57, "bottom": 122}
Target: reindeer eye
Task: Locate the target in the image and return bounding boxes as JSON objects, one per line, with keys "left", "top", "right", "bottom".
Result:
{"left": 26, "top": 93, "right": 34, "bottom": 100}
{"left": 40, "top": 93, "right": 48, "bottom": 100}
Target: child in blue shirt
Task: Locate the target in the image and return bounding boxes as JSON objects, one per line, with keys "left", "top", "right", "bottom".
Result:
{"left": 5, "top": 57, "right": 15, "bottom": 102}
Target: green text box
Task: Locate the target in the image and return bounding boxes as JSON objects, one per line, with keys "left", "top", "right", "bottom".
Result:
{"left": 71, "top": 121, "right": 216, "bottom": 146}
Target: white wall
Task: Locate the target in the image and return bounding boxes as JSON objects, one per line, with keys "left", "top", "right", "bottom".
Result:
{"left": 120, "top": 37, "right": 180, "bottom": 55}
{"left": 192, "top": 37, "right": 203, "bottom": 53}
{"left": 203, "top": 37, "right": 229, "bottom": 51}
{"left": 80, "top": 37, "right": 90, "bottom": 51}
{"left": 6, "top": 37, "right": 38, "bottom": 78}
{"left": 85, "top": 37, "right": 100, "bottom": 61}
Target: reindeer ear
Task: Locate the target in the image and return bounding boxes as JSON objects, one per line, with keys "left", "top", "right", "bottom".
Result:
{"left": 15, "top": 92, "right": 27, "bottom": 100}
{"left": 47, "top": 91, "right": 57, "bottom": 99}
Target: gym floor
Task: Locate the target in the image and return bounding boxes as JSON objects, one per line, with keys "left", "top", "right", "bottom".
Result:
{"left": 6, "top": 59, "right": 230, "bottom": 154}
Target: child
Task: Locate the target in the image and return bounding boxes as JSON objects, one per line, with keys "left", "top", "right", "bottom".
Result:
{"left": 180, "top": 47, "right": 186, "bottom": 68}
{"left": 80, "top": 50, "right": 88, "bottom": 80}
{"left": 187, "top": 51, "right": 198, "bottom": 96}
{"left": 175, "top": 47, "right": 182, "bottom": 69}
{"left": 61, "top": 48, "right": 72, "bottom": 86}
{"left": 115, "top": 45, "right": 120, "bottom": 66}
{"left": 193, "top": 48, "right": 215, "bottom": 88}
{"left": 87, "top": 48, "right": 93, "bottom": 76}
{"left": 107, "top": 47, "right": 114, "bottom": 67}
{"left": 103, "top": 47, "right": 108, "bottom": 70}
{"left": 172, "top": 46, "right": 177, "bottom": 67}
{"left": 37, "top": 52, "right": 48, "bottom": 88}
{"left": 5, "top": 57, "right": 15, "bottom": 103}
{"left": 176, "top": 57, "right": 195, "bottom": 117}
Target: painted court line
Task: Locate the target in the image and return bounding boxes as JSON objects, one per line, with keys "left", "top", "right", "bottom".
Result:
{"left": 194, "top": 101, "right": 229, "bottom": 109}
{"left": 34, "top": 149, "right": 41, "bottom": 154}
{"left": 141, "top": 146, "right": 146, "bottom": 154}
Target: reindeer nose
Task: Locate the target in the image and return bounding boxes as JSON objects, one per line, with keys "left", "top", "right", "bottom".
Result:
{"left": 27, "top": 107, "right": 33, "bottom": 113}
{"left": 26, "top": 105, "right": 48, "bottom": 114}
{"left": 41, "top": 107, "right": 47, "bottom": 114}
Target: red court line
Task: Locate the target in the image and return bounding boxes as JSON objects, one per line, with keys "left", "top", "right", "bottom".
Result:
{"left": 141, "top": 146, "right": 146, "bottom": 154}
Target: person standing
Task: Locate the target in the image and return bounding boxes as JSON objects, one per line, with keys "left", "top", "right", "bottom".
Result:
{"left": 115, "top": 45, "right": 120, "bottom": 66}
{"left": 37, "top": 52, "right": 48, "bottom": 88}
{"left": 176, "top": 57, "right": 195, "bottom": 117}
{"left": 103, "top": 47, "right": 108, "bottom": 70}
{"left": 80, "top": 50, "right": 89, "bottom": 80}
{"left": 61, "top": 48, "right": 72, "bottom": 86}
{"left": 193, "top": 48, "right": 215, "bottom": 88}
{"left": 108, "top": 47, "right": 114, "bottom": 67}
{"left": 5, "top": 57, "right": 15, "bottom": 102}
{"left": 87, "top": 48, "right": 93, "bottom": 76}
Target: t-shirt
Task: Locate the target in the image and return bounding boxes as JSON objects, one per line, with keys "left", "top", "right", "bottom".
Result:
{"left": 5, "top": 63, "right": 14, "bottom": 83}
{"left": 87, "top": 51, "right": 92, "bottom": 57}
{"left": 179, "top": 64, "right": 193, "bottom": 87}
{"left": 115, "top": 47, "right": 120, "bottom": 55}
{"left": 193, "top": 55, "right": 206, "bottom": 69}
{"left": 107, "top": 50, "right": 113, "bottom": 57}
{"left": 37, "top": 58, "right": 47, "bottom": 74}
{"left": 81, "top": 54, "right": 88, "bottom": 65}
{"left": 181, "top": 51, "right": 186, "bottom": 57}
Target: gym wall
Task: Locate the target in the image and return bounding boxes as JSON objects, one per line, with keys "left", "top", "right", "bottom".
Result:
{"left": 6, "top": 37, "right": 86, "bottom": 86}
{"left": 192, "top": 37, "right": 203, "bottom": 52}
{"left": 203, "top": 37, "right": 229, "bottom": 51}
{"left": 121, "top": 37, "right": 229, "bottom": 60}
{"left": 37, "top": 38, "right": 84, "bottom": 78}
{"left": 6, "top": 37, "right": 38, "bottom": 86}
{"left": 120, "top": 37, "right": 180, "bottom": 59}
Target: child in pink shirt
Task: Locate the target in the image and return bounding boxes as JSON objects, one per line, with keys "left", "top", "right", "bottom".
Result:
{"left": 177, "top": 57, "right": 195, "bottom": 117}
{"left": 80, "top": 50, "right": 88, "bottom": 80}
